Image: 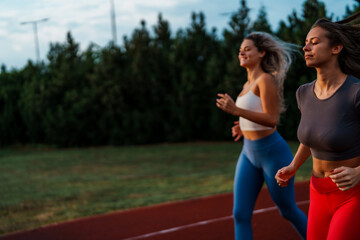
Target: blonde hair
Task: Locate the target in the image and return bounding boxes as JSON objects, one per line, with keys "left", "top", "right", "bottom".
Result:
{"left": 245, "top": 32, "right": 295, "bottom": 113}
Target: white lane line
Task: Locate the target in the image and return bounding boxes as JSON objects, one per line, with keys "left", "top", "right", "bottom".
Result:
{"left": 123, "top": 200, "right": 310, "bottom": 240}
{"left": 122, "top": 215, "right": 232, "bottom": 240}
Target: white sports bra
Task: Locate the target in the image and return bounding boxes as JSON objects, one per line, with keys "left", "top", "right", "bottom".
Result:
{"left": 235, "top": 81, "right": 273, "bottom": 131}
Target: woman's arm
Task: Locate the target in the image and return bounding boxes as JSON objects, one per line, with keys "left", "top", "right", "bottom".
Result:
{"left": 216, "top": 74, "right": 279, "bottom": 127}
{"left": 290, "top": 143, "right": 311, "bottom": 170}
{"left": 275, "top": 143, "right": 311, "bottom": 187}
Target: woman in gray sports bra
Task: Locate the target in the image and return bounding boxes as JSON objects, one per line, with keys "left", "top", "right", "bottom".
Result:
{"left": 275, "top": 12, "right": 360, "bottom": 240}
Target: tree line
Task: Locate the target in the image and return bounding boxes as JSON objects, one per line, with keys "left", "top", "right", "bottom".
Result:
{"left": 0, "top": 0, "right": 359, "bottom": 147}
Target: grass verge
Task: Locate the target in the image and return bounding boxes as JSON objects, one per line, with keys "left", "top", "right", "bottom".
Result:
{"left": 0, "top": 141, "right": 312, "bottom": 235}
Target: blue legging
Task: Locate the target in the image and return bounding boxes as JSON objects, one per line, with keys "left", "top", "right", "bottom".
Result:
{"left": 233, "top": 131, "right": 307, "bottom": 240}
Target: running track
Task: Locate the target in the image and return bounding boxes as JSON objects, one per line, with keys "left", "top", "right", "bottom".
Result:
{"left": 0, "top": 181, "right": 309, "bottom": 240}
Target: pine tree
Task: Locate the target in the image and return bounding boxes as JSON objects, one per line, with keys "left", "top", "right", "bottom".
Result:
{"left": 344, "top": 0, "right": 360, "bottom": 24}
{"left": 252, "top": 5, "right": 272, "bottom": 33}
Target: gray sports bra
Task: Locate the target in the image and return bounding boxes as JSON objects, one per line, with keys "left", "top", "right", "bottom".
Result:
{"left": 297, "top": 75, "right": 360, "bottom": 161}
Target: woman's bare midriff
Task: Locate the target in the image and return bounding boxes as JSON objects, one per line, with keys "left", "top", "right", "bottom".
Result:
{"left": 242, "top": 128, "right": 276, "bottom": 141}
{"left": 313, "top": 156, "right": 360, "bottom": 178}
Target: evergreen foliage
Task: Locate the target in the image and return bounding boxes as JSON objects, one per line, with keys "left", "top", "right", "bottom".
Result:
{"left": 0, "top": 0, "right": 358, "bottom": 146}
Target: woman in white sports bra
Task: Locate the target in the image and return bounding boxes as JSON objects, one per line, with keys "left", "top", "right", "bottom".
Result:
{"left": 216, "top": 32, "right": 307, "bottom": 240}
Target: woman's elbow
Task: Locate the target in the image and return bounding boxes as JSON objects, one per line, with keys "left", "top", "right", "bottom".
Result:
{"left": 267, "top": 117, "right": 278, "bottom": 128}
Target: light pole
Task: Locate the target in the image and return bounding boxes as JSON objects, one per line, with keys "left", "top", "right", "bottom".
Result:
{"left": 109, "top": 0, "right": 117, "bottom": 44}
{"left": 21, "top": 18, "right": 49, "bottom": 63}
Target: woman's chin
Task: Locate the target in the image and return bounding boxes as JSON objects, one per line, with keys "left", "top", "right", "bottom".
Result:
{"left": 240, "top": 62, "right": 248, "bottom": 67}
{"left": 305, "top": 60, "right": 317, "bottom": 68}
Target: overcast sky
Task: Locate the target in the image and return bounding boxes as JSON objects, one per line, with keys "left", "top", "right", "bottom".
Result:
{"left": 0, "top": 0, "right": 357, "bottom": 69}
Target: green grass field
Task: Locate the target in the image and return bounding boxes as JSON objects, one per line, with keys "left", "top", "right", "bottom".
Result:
{"left": 0, "top": 141, "right": 312, "bottom": 235}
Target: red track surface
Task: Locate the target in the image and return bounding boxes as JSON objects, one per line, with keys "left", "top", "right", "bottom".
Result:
{"left": 0, "top": 181, "right": 309, "bottom": 240}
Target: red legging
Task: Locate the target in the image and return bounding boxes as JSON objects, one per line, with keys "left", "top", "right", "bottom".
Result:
{"left": 307, "top": 175, "right": 360, "bottom": 240}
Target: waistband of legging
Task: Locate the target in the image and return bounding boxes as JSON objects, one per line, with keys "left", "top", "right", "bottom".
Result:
{"left": 310, "top": 175, "right": 339, "bottom": 194}
{"left": 243, "top": 130, "right": 282, "bottom": 150}
{"left": 311, "top": 174, "right": 360, "bottom": 194}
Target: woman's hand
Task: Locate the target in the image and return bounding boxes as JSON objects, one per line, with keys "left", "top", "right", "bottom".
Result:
{"left": 329, "top": 166, "right": 360, "bottom": 191}
{"left": 232, "top": 121, "right": 243, "bottom": 141}
{"left": 216, "top": 93, "right": 239, "bottom": 116}
{"left": 275, "top": 165, "right": 297, "bottom": 187}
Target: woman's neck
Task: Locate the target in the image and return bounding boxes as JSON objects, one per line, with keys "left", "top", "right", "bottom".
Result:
{"left": 315, "top": 57, "right": 347, "bottom": 90}
{"left": 316, "top": 67, "right": 347, "bottom": 91}
{"left": 246, "top": 64, "right": 263, "bottom": 83}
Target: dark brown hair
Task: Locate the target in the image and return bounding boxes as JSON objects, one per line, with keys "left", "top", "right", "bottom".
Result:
{"left": 311, "top": 12, "right": 360, "bottom": 79}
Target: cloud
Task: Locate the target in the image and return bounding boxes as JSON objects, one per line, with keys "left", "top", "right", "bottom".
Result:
{"left": 11, "top": 43, "right": 23, "bottom": 52}
{"left": 0, "top": 21, "right": 8, "bottom": 37}
{"left": 0, "top": 0, "right": 354, "bottom": 69}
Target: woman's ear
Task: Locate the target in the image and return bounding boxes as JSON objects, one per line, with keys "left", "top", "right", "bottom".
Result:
{"left": 260, "top": 50, "right": 266, "bottom": 58}
{"left": 332, "top": 44, "right": 343, "bottom": 55}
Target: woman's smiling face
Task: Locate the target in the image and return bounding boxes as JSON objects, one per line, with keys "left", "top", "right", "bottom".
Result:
{"left": 238, "top": 39, "right": 264, "bottom": 68}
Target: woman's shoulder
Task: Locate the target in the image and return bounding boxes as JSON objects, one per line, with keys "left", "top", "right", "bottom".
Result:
{"left": 346, "top": 75, "right": 360, "bottom": 100}
{"left": 252, "top": 73, "right": 276, "bottom": 96}
{"left": 347, "top": 75, "right": 360, "bottom": 85}
{"left": 260, "top": 72, "right": 274, "bottom": 80}
{"left": 257, "top": 72, "right": 275, "bottom": 86}
{"left": 343, "top": 75, "right": 360, "bottom": 95}
{"left": 296, "top": 80, "right": 315, "bottom": 100}
{"left": 254, "top": 73, "right": 277, "bottom": 95}
{"left": 297, "top": 80, "right": 315, "bottom": 91}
